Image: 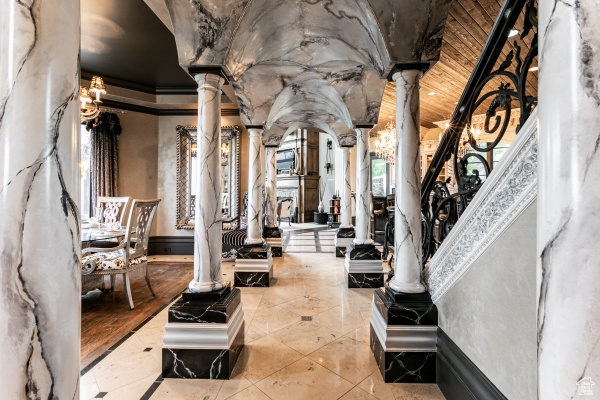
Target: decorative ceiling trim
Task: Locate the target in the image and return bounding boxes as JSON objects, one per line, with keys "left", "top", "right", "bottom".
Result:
{"left": 101, "top": 99, "right": 239, "bottom": 117}
{"left": 82, "top": 70, "right": 197, "bottom": 95}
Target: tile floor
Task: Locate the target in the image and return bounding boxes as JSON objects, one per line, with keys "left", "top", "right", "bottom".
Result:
{"left": 81, "top": 227, "right": 445, "bottom": 400}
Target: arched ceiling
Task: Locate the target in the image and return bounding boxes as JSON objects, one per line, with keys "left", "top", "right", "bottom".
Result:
{"left": 164, "top": 0, "right": 452, "bottom": 145}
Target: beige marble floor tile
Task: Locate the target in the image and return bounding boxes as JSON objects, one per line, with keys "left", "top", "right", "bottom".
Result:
{"left": 339, "top": 386, "right": 378, "bottom": 399}
{"left": 136, "top": 325, "right": 166, "bottom": 349}
{"left": 93, "top": 351, "right": 160, "bottom": 392}
{"left": 312, "top": 305, "right": 365, "bottom": 334}
{"left": 236, "top": 335, "right": 303, "bottom": 383}
{"left": 345, "top": 324, "right": 371, "bottom": 344}
{"left": 226, "top": 385, "right": 271, "bottom": 400}
{"left": 80, "top": 372, "right": 99, "bottom": 400}
{"left": 238, "top": 286, "right": 268, "bottom": 294}
{"left": 308, "top": 337, "right": 378, "bottom": 384}
{"left": 249, "top": 305, "right": 300, "bottom": 334}
{"left": 357, "top": 371, "right": 396, "bottom": 400}
{"left": 102, "top": 334, "right": 147, "bottom": 363}
{"left": 388, "top": 383, "right": 447, "bottom": 400}
{"left": 215, "top": 374, "right": 253, "bottom": 400}
{"left": 104, "top": 374, "right": 157, "bottom": 400}
{"left": 278, "top": 294, "right": 340, "bottom": 316}
{"left": 260, "top": 286, "right": 304, "bottom": 305}
{"left": 270, "top": 321, "right": 341, "bottom": 355}
{"left": 242, "top": 293, "right": 264, "bottom": 310}
{"left": 255, "top": 357, "right": 354, "bottom": 400}
{"left": 245, "top": 323, "right": 268, "bottom": 343}
{"left": 143, "top": 308, "right": 170, "bottom": 329}
{"left": 149, "top": 377, "right": 223, "bottom": 399}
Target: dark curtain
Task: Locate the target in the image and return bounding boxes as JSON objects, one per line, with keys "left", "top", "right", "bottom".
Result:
{"left": 85, "top": 112, "right": 122, "bottom": 208}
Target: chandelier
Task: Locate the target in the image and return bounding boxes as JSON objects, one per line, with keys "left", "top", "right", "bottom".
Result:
{"left": 374, "top": 122, "right": 396, "bottom": 165}
{"left": 443, "top": 123, "right": 481, "bottom": 155}
{"left": 80, "top": 76, "right": 107, "bottom": 122}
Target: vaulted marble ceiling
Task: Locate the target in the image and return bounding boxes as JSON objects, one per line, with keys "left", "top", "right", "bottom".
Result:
{"left": 164, "top": 0, "right": 452, "bottom": 145}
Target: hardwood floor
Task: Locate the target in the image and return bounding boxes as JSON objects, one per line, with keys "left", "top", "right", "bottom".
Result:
{"left": 81, "top": 262, "right": 193, "bottom": 370}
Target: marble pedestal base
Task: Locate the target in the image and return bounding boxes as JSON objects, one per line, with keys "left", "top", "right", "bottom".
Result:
{"left": 344, "top": 243, "right": 383, "bottom": 288}
{"left": 234, "top": 242, "right": 273, "bottom": 287}
{"left": 263, "top": 226, "right": 283, "bottom": 257}
{"left": 162, "top": 284, "right": 244, "bottom": 379}
{"left": 335, "top": 227, "right": 355, "bottom": 257}
{"left": 370, "top": 284, "right": 438, "bottom": 383}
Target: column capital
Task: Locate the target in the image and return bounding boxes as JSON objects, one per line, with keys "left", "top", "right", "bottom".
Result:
{"left": 387, "top": 63, "right": 429, "bottom": 82}
{"left": 245, "top": 125, "right": 265, "bottom": 130}
{"left": 188, "top": 66, "right": 229, "bottom": 84}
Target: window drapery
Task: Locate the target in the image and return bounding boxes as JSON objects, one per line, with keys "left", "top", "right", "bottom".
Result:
{"left": 85, "top": 113, "right": 122, "bottom": 209}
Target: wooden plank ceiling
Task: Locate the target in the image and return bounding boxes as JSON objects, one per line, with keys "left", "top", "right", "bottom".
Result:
{"left": 375, "top": 0, "right": 538, "bottom": 132}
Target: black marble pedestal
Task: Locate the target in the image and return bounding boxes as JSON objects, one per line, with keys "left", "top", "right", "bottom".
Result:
{"left": 344, "top": 243, "right": 383, "bottom": 288}
{"left": 370, "top": 284, "right": 438, "bottom": 383}
{"left": 234, "top": 242, "right": 273, "bottom": 287}
{"left": 335, "top": 227, "right": 355, "bottom": 257}
{"left": 263, "top": 226, "right": 283, "bottom": 257}
{"left": 162, "top": 284, "right": 244, "bottom": 380}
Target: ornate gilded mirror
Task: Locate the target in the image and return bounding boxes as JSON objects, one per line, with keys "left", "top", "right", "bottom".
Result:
{"left": 175, "top": 125, "right": 240, "bottom": 229}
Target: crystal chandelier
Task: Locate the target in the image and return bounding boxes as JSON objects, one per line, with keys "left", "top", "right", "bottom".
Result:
{"left": 80, "top": 76, "right": 107, "bottom": 122}
{"left": 374, "top": 122, "right": 396, "bottom": 165}
{"left": 443, "top": 123, "right": 481, "bottom": 155}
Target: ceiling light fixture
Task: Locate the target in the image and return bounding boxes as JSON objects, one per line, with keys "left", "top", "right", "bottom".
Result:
{"left": 428, "top": 91, "right": 436, "bottom": 96}
{"left": 80, "top": 75, "right": 107, "bottom": 122}
{"left": 508, "top": 29, "right": 519, "bottom": 38}
{"left": 374, "top": 122, "right": 396, "bottom": 165}
{"left": 528, "top": 66, "right": 539, "bottom": 72}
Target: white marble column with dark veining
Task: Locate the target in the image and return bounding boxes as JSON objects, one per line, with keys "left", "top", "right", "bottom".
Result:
{"left": 259, "top": 140, "right": 265, "bottom": 237}
{"left": 189, "top": 73, "right": 226, "bottom": 293}
{"left": 340, "top": 146, "right": 353, "bottom": 228}
{"left": 0, "top": 0, "right": 81, "bottom": 397}
{"left": 246, "top": 128, "right": 265, "bottom": 244}
{"left": 538, "top": 2, "right": 600, "bottom": 396}
{"left": 389, "top": 70, "right": 426, "bottom": 294}
{"left": 265, "top": 146, "right": 278, "bottom": 228}
{"left": 354, "top": 127, "right": 373, "bottom": 244}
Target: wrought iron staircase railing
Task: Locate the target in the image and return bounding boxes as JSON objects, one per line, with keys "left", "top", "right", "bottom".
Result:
{"left": 420, "top": 0, "right": 538, "bottom": 264}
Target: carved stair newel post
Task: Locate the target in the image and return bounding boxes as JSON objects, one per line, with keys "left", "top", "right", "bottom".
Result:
{"left": 369, "top": 67, "right": 437, "bottom": 384}
{"left": 162, "top": 70, "right": 244, "bottom": 380}
{"left": 0, "top": 1, "right": 81, "bottom": 397}
{"left": 344, "top": 127, "right": 383, "bottom": 287}
{"left": 538, "top": 2, "right": 600, "bottom": 396}
{"left": 235, "top": 126, "right": 274, "bottom": 287}
{"left": 263, "top": 145, "right": 283, "bottom": 257}
{"left": 335, "top": 140, "right": 356, "bottom": 257}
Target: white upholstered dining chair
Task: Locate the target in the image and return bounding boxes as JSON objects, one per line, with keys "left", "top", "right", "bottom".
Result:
{"left": 81, "top": 199, "right": 161, "bottom": 309}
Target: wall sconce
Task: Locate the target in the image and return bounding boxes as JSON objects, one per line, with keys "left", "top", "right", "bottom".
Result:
{"left": 191, "top": 142, "right": 197, "bottom": 157}
{"left": 80, "top": 76, "right": 107, "bottom": 122}
{"left": 325, "top": 139, "right": 333, "bottom": 174}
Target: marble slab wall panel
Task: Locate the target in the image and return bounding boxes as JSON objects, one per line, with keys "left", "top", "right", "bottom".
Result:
{"left": 436, "top": 202, "right": 537, "bottom": 400}
{"left": 0, "top": 0, "right": 81, "bottom": 398}
{"left": 538, "top": 1, "right": 600, "bottom": 397}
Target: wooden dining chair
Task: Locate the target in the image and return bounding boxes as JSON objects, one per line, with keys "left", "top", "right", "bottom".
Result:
{"left": 81, "top": 199, "right": 161, "bottom": 309}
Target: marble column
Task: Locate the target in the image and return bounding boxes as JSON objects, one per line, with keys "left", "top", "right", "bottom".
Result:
{"left": 0, "top": 0, "right": 81, "bottom": 397}
{"left": 263, "top": 146, "right": 283, "bottom": 257}
{"left": 245, "top": 128, "right": 265, "bottom": 245}
{"left": 235, "top": 127, "right": 273, "bottom": 287}
{"left": 189, "top": 73, "right": 227, "bottom": 293}
{"left": 345, "top": 127, "right": 382, "bottom": 288}
{"left": 538, "top": 2, "right": 600, "bottom": 397}
{"left": 354, "top": 127, "right": 373, "bottom": 245}
{"left": 369, "top": 68, "right": 437, "bottom": 384}
{"left": 389, "top": 70, "right": 426, "bottom": 294}
{"left": 335, "top": 145, "right": 356, "bottom": 257}
{"left": 163, "top": 70, "right": 244, "bottom": 380}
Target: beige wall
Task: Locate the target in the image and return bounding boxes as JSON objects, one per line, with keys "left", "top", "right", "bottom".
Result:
{"left": 117, "top": 111, "right": 159, "bottom": 233}
{"left": 436, "top": 201, "right": 537, "bottom": 400}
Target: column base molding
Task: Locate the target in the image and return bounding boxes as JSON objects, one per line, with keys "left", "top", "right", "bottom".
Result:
{"left": 234, "top": 243, "right": 273, "bottom": 287}
{"left": 263, "top": 227, "right": 283, "bottom": 257}
{"left": 369, "top": 285, "right": 438, "bottom": 383}
{"left": 162, "top": 285, "right": 244, "bottom": 379}
{"left": 335, "top": 228, "right": 355, "bottom": 256}
{"left": 344, "top": 243, "right": 383, "bottom": 287}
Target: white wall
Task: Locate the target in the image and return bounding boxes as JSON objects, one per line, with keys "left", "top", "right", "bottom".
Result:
{"left": 318, "top": 132, "right": 336, "bottom": 205}
{"left": 436, "top": 201, "right": 537, "bottom": 400}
